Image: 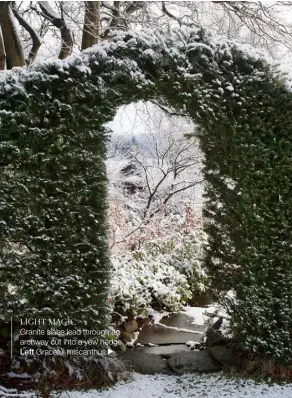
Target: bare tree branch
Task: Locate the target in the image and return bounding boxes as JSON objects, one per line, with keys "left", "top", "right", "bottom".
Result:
{"left": 38, "top": 1, "right": 73, "bottom": 59}
{"left": 150, "top": 100, "right": 189, "bottom": 117}
{"left": 162, "top": 1, "right": 200, "bottom": 28}
{"left": 11, "top": 3, "right": 41, "bottom": 64}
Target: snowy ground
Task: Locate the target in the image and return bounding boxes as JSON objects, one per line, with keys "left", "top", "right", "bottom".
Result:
{"left": 59, "top": 373, "right": 292, "bottom": 398}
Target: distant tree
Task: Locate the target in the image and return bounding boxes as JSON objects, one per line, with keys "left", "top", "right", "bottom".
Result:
{"left": 107, "top": 104, "right": 204, "bottom": 250}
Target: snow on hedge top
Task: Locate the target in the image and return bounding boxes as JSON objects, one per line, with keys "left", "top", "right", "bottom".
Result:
{"left": 0, "top": 27, "right": 284, "bottom": 102}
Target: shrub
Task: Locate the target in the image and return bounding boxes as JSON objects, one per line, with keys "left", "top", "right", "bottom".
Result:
{"left": 110, "top": 252, "right": 191, "bottom": 313}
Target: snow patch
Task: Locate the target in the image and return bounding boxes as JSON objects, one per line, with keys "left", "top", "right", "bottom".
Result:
{"left": 58, "top": 373, "right": 292, "bottom": 397}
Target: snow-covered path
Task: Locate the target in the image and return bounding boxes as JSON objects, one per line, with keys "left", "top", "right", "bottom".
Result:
{"left": 61, "top": 373, "right": 292, "bottom": 398}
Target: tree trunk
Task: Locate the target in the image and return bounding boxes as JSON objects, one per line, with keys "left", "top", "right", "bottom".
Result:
{"left": 101, "top": 1, "right": 125, "bottom": 40}
{"left": 38, "top": 1, "right": 73, "bottom": 60}
{"left": 12, "top": 5, "right": 41, "bottom": 64}
{"left": 0, "top": 2, "right": 25, "bottom": 69}
{"left": 0, "top": 25, "right": 6, "bottom": 70}
{"left": 81, "top": 1, "right": 100, "bottom": 50}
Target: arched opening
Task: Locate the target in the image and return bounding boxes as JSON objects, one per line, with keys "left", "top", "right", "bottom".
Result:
{"left": 107, "top": 101, "right": 206, "bottom": 315}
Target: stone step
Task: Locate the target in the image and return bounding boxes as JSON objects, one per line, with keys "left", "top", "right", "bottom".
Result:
{"left": 117, "top": 351, "right": 173, "bottom": 375}
{"left": 136, "top": 314, "right": 205, "bottom": 345}
{"left": 167, "top": 350, "right": 220, "bottom": 374}
{"left": 117, "top": 347, "right": 221, "bottom": 375}
{"left": 130, "top": 344, "right": 190, "bottom": 356}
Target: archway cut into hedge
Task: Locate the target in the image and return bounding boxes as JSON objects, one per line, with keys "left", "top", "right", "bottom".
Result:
{"left": 0, "top": 27, "right": 291, "bottom": 361}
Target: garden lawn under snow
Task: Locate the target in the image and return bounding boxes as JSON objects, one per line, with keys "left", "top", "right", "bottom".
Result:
{"left": 59, "top": 373, "right": 292, "bottom": 398}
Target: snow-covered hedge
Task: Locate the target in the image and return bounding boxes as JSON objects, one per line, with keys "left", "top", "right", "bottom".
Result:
{"left": 0, "top": 26, "right": 291, "bottom": 361}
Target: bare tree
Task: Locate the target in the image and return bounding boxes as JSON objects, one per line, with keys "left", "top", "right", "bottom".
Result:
{"left": 11, "top": 4, "right": 41, "bottom": 64}
{"left": 38, "top": 1, "right": 73, "bottom": 59}
{"left": 107, "top": 103, "right": 204, "bottom": 249}
{"left": 0, "top": 25, "right": 6, "bottom": 70}
{"left": 82, "top": 1, "right": 100, "bottom": 49}
{"left": 1, "top": 1, "right": 292, "bottom": 65}
{"left": 0, "top": 1, "right": 25, "bottom": 69}
{"left": 210, "top": 1, "right": 292, "bottom": 57}
{"left": 126, "top": 119, "right": 203, "bottom": 218}
{"left": 101, "top": 1, "right": 145, "bottom": 39}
